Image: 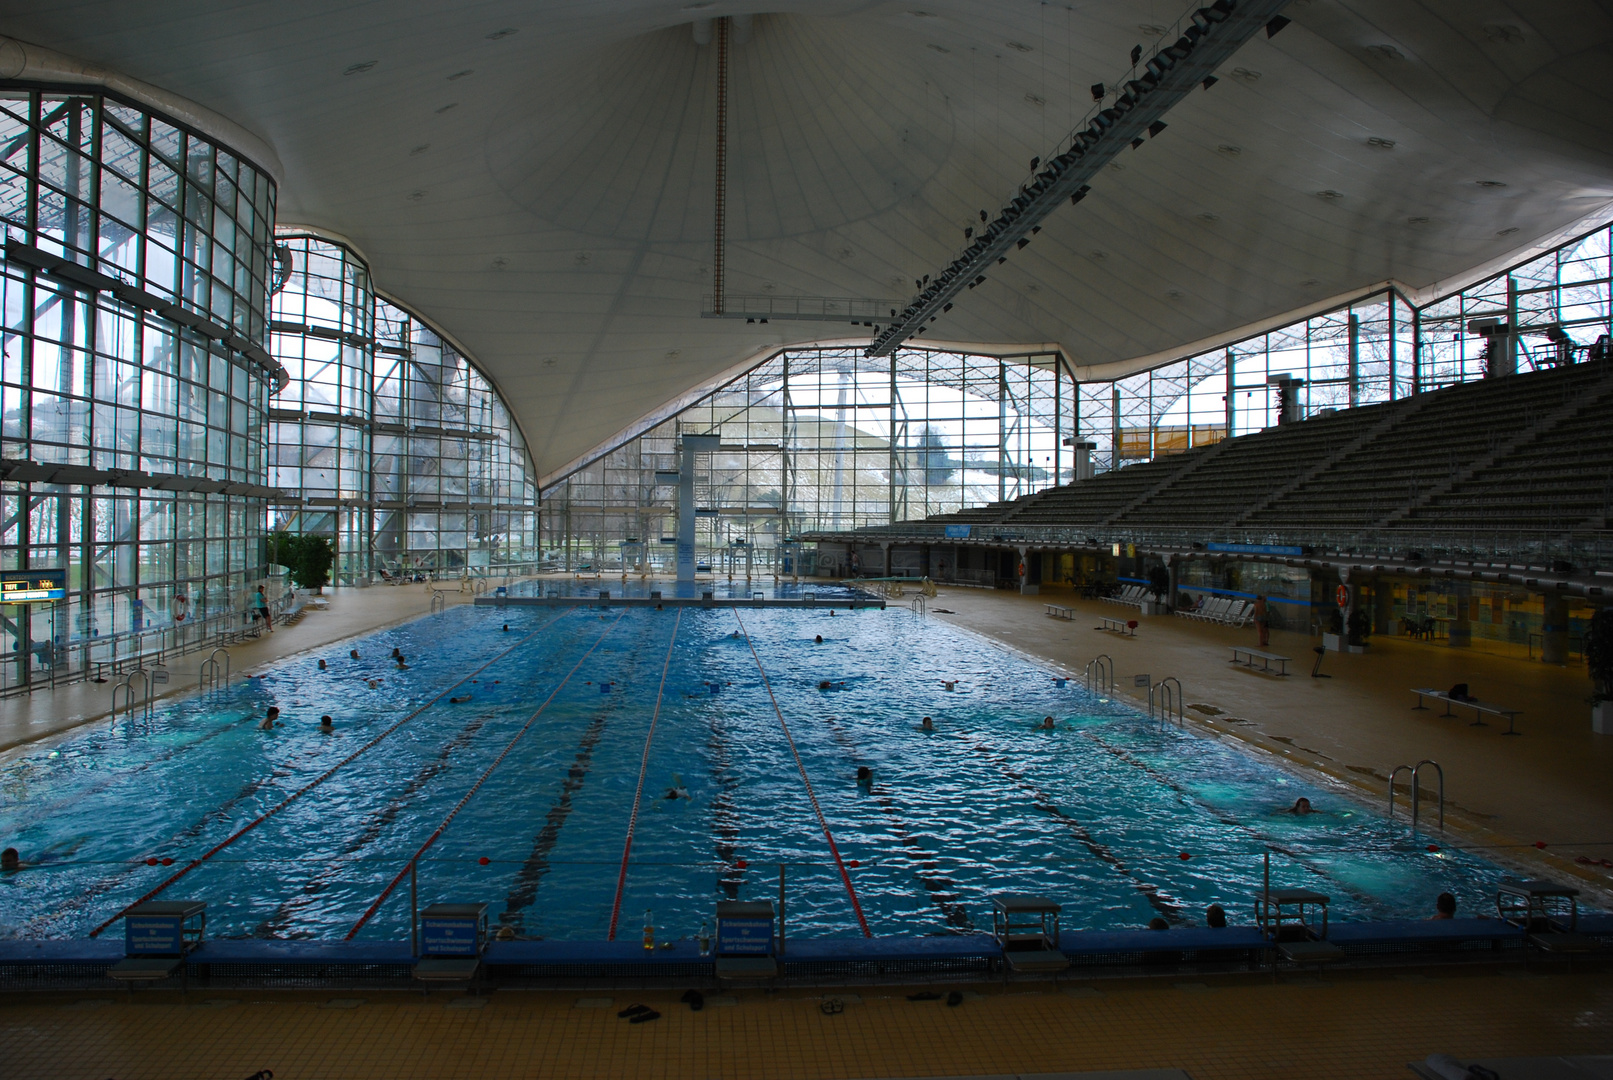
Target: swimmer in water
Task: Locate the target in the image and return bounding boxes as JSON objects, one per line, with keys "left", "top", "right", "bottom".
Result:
{"left": 1290, "top": 797, "right": 1313, "bottom": 815}
{"left": 391, "top": 647, "right": 401, "bottom": 659}
{"left": 661, "top": 773, "right": 690, "bottom": 800}
{"left": 449, "top": 693, "right": 473, "bottom": 704}
{"left": 258, "top": 706, "right": 280, "bottom": 731}
{"left": 1039, "top": 716, "right": 1056, "bottom": 730}
{"left": 319, "top": 715, "right": 334, "bottom": 732}
{"left": 1, "top": 847, "right": 19, "bottom": 871}
{"left": 395, "top": 656, "right": 409, "bottom": 670}
{"left": 318, "top": 658, "right": 327, "bottom": 670}
{"left": 814, "top": 635, "right": 823, "bottom": 644}
{"left": 350, "top": 649, "right": 360, "bottom": 660}
{"left": 366, "top": 679, "right": 381, "bottom": 690}
{"left": 856, "top": 765, "right": 873, "bottom": 787}
{"left": 921, "top": 715, "right": 934, "bottom": 731}
{"left": 731, "top": 631, "right": 740, "bottom": 639}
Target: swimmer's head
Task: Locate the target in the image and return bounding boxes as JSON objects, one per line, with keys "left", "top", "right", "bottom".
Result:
{"left": 320, "top": 715, "right": 333, "bottom": 728}
{"left": 1, "top": 847, "right": 18, "bottom": 871}
{"left": 1041, "top": 716, "right": 1055, "bottom": 729}
{"left": 266, "top": 707, "right": 280, "bottom": 720}
{"left": 317, "top": 659, "right": 327, "bottom": 670}
{"left": 814, "top": 635, "right": 823, "bottom": 644}
{"left": 819, "top": 680, "right": 832, "bottom": 690}
{"left": 1293, "top": 797, "right": 1313, "bottom": 814}
{"left": 350, "top": 649, "right": 360, "bottom": 659}
{"left": 502, "top": 624, "right": 509, "bottom": 632}
{"left": 921, "top": 716, "right": 933, "bottom": 730}
{"left": 856, "top": 766, "right": 872, "bottom": 783}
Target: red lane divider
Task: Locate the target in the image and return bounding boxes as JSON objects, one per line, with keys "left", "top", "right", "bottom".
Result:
{"left": 607, "top": 609, "right": 683, "bottom": 940}
{"left": 731, "top": 609, "right": 871, "bottom": 938}
{"left": 344, "top": 611, "right": 627, "bottom": 940}
{"left": 87, "top": 611, "right": 568, "bottom": 939}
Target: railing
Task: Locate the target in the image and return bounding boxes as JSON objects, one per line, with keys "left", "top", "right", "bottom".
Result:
{"left": 1149, "top": 676, "right": 1184, "bottom": 728}
{"left": 198, "top": 648, "right": 230, "bottom": 694}
{"left": 1085, "top": 654, "right": 1114, "bottom": 694}
{"left": 112, "top": 668, "right": 152, "bottom": 726}
{"left": 909, "top": 594, "right": 926, "bottom": 616}
{"left": 1388, "top": 759, "right": 1444, "bottom": 831}
{"left": 430, "top": 591, "right": 447, "bottom": 614}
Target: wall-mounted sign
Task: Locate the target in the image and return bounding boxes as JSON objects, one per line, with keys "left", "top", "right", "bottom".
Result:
{"left": 1, "top": 568, "right": 66, "bottom": 603}
{"left": 1205, "top": 542, "right": 1304, "bottom": 557}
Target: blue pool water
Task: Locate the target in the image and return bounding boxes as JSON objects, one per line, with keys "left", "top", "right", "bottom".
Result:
{"left": 0, "top": 603, "right": 1520, "bottom": 943}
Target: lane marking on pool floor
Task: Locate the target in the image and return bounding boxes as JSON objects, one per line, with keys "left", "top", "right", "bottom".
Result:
{"left": 607, "top": 608, "right": 683, "bottom": 940}
{"left": 731, "top": 608, "right": 872, "bottom": 938}
{"left": 85, "top": 611, "right": 571, "bottom": 938}
{"left": 816, "top": 714, "right": 974, "bottom": 931}
{"left": 346, "top": 610, "right": 629, "bottom": 939}
{"left": 498, "top": 617, "right": 664, "bottom": 930}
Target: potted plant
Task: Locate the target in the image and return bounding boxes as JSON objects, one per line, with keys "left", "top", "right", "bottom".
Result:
{"left": 1322, "top": 607, "right": 1344, "bottom": 652}
{"left": 1345, "top": 607, "right": 1371, "bottom": 654}
{"left": 1585, "top": 607, "right": 1613, "bottom": 735}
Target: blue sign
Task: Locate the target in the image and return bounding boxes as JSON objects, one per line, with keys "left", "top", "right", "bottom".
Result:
{"left": 1, "top": 568, "right": 66, "bottom": 603}
{"left": 716, "top": 916, "right": 773, "bottom": 956}
{"left": 421, "top": 916, "right": 482, "bottom": 957}
{"left": 1205, "top": 542, "right": 1304, "bottom": 557}
{"left": 125, "top": 915, "right": 183, "bottom": 956}
{"left": 944, "top": 525, "right": 972, "bottom": 539}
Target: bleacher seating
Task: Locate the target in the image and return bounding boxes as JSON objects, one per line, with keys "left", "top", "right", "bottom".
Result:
{"left": 861, "top": 359, "right": 1613, "bottom": 544}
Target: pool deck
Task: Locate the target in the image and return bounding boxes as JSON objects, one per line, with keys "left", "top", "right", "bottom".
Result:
{"left": 920, "top": 584, "right": 1613, "bottom": 904}
{"left": 1, "top": 962, "right": 1610, "bottom": 1080}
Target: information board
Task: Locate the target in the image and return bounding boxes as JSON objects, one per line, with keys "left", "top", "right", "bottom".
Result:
{"left": 420, "top": 915, "right": 482, "bottom": 956}
{"left": 1, "top": 568, "right": 66, "bottom": 603}
{"left": 125, "top": 914, "right": 184, "bottom": 956}
{"left": 715, "top": 915, "right": 774, "bottom": 956}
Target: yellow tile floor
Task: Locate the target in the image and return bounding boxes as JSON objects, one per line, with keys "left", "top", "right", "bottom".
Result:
{"left": 2, "top": 967, "right": 1609, "bottom": 1080}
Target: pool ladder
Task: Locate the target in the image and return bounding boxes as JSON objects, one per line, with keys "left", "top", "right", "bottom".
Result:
{"left": 1149, "top": 676, "right": 1184, "bottom": 728}
{"left": 430, "top": 591, "right": 447, "bottom": 614}
{"left": 1388, "top": 759, "right": 1444, "bottom": 832}
{"left": 1084, "top": 654, "right": 1114, "bottom": 693}
{"left": 198, "top": 648, "right": 230, "bottom": 694}
{"left": 112, "top": 668, "right": 154, "bottom": 726}
{"left": 909, "top": 594, "right": 926, "bottom": 616}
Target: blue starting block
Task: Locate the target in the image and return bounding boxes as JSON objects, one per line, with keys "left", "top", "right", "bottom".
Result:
{"left": 110, "top": 900, "right": 205, "bottom": 982}
{"left": 416, "top": 902, "right": 488, "bottom": 982}
{"left": 715, "top": 899, "right": 776, "bottom": 979}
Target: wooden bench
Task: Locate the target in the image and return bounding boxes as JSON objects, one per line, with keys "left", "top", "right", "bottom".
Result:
{"left": 1097, "top": 616, "right": 1136, "bottom": 636}
{"left": 1411, "top": 688, "right": 1522, "bottom": 735}
{"left": 1042, "top": 603, "right": 1074, "bottom": 620}
{"left": 1230, "top": 646, "right": 1291, "bottom": 676}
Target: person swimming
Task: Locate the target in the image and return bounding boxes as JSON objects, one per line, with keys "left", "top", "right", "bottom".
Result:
{"left": 856, "top": 765, "right": 873, "bottom": 787}
{"left": 449, "top": 693, "right": 473, "bottom": 704}
{"left": 502, "top": 624, "right": 509, "bottom": 632}
{"left": 391, "top": 647, "right": 401, "bottom": 659}
{"left": 319, "top": 715, "right": 334, "bottom": 732}
{"left": 1039, "top": 716, "right": 1056, "bottom": 730}
{"left": 921, "top": 715, "right": 934, "bottom": 731}
{"left": 366, "top": 679, "right": 381, "bottom": 690}
{"left": 1290, "top": 796, "right": 1313, "bottom": 815}
{"left": 1, "top": 847, "right": 19, "bottom": 871}
{"left": 731, "top": 631, "right": 741, "bottom": 639}
{"left": 258, "top": 706, "right": 280, "bottom": 731}
{"left": 317, "top": 658, "right": 327, "bottom": 670}
{"left": 661, "top": 773, "right": 690, "bottom": 800}
{"left": 350, "top": 649, "right": 360, "bottom": 660}
{"left": 814, "top": 634, "right": 823, "bottom": 644}
{"left": 395, "top": 656, "right": 409, "bottom": 670}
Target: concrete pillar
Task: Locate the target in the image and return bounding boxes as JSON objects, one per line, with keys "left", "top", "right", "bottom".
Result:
{"left": 879, "top": 541, "right": 892, "bottom": 577}
{"left": 1373, "top": 578, "right": 1395, "bottom": 636}
{"left": 1017, "top": 545, "right": 1037, "bottom": 596}
{"left": 1165, "top": 554, "right": 1180, "bottom": 612}
{"left": 1541, "top": 592, "right": 1570, "bottom": 665}
{"left": 1447, "top": 582, "right": 1471, "bottom": 647}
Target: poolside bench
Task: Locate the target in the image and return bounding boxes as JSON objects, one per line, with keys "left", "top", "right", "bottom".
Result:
{"left": 1096, "top": 616, "right": 1135, "bottom": 636}
{"left": 1411, "top": 688, "right": 1522, "bottom": 735}
{"left": 1043, "top": 603, "right": 1074, "bottom": 620}
{"left": 1230, "top": 646, "right": 1291, "bottom": 676}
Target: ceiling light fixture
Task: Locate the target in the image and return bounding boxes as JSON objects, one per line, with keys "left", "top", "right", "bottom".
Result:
{"left": 867, "top": 0, "right": 1290, "bottom": 357}
{"left": 486, "top": 27, "right": 518, "bottom": 39}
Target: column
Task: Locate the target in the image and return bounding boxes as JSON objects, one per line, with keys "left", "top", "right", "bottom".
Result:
{"left": 1541, "top": 592, "right": 1570, "bottom": 665}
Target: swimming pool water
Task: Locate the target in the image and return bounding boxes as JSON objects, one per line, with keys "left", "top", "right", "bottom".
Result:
{"left": 0, "top": 603, "right": 1522, "bottom": 943}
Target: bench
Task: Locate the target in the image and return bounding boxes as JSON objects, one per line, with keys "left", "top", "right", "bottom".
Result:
{"left": 1411, "top": 688, "right": 1522, "bottom": 735}
{"left": 1097, "top": 616, "right": 1136, "bottom": 636}
{"left": 1230, "top": 646, "right": 1291, "bottom": 676}
{"left": 1042, "top": 603, "right": 1074, "bottom": 620}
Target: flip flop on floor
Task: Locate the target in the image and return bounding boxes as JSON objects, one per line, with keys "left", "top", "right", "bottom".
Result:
{"left": 617, "top": 1004, "right": 650, "bottom": 1018}
{"left": 680, "top": 989, "right": 705, "bottom": 1011}
{"left": 629, "top": 1009, "right": 662, "bottom": 1024}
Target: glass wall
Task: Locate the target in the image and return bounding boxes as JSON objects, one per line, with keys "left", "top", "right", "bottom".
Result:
{"left": 1077, "top": 222, "right": 1612, "bottom": 472}
{"left": 266, "top": 236, "right": 540, "bottom": 580}
{"left": 0, "top": 86, "right": 277, "bottom": 689}
{"left": 266, "top": 237, "right": 373, "bottom": 582}
{"left": 541, "top": 346, "right": 1072, "bottom": 570}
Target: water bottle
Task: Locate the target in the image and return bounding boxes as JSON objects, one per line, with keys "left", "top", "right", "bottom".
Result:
{"left": 642, "top": 908, "right": 654, "bottom": 951}
{"left": 698, "top": 920, "right": 711, "bottom": 956}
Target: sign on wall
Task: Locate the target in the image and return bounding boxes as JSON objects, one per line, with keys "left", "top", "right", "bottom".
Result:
{"left": 0, "top": 569, "right": 66, "bottom": 603}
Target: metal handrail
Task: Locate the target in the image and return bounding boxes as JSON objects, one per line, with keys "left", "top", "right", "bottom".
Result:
{"left": 199, "top": 647, "right": 231, "bottom": 693}
{"left": 112, "top": 668, "right": 152, "bottom": 725}
{"left": 910, "top": 594, "right": 926, "bottom": 616}
{"left": 430, "top": 591, "right": 447, "bottom": 614}
{"left": 1388, "top": 759, "right": 1444, "bottom": 831}
{"left": 1085, "top": 654, "right": 1114, "bottom": 693}
{"left": 1149, "top": 676, "right": 1184, "bottom": 728}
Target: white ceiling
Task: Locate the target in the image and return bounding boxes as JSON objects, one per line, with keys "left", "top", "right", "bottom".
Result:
{"left": 5, "top": 1, "right": 1613, "bottom": 483}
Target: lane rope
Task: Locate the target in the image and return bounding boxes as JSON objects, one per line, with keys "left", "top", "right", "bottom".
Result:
{"left": 732, "top": 608, "right": 871, "bottom": 937}
{"left": 87, "top": 610, "right": 568, "bottom": 938}
{"left": 345, "top": 611, "right": 628, "bottom": 939}
{"left": 607, "top": 608, "right": 683, "bottom": 940}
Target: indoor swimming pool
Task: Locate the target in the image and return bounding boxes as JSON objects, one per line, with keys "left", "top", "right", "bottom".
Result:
{"left": 0, "top": 601, "right": 1523, "bottom": 944}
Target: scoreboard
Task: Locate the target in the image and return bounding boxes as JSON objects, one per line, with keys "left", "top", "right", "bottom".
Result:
{"left": 0, "top": 568, "right": 66, "bottom": 603}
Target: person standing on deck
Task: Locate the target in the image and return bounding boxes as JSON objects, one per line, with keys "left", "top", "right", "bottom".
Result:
{"left": 1254, "top": 595, "right": 1269, "bottom": 648}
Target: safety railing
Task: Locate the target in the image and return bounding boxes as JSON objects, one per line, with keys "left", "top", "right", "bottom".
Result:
{"left": 1085, "top": 654, "right": 1114, "bottom": 693}
{"left": 112, "top": 668, "right": 153, "bottom": 726}
{"left": 1388, "top": 759, "right": 1444, "bottom": 831}
{"left": 1149, "top": 676, "right": 1184, "bottom": 728}
{"left": 430, "top": 591, "right": 447, "bottom": 614}
{"left": 198, "top": 648, "right": 231, "bottom": 694}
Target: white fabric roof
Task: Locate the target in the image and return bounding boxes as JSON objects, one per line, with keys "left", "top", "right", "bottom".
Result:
{"left": 5, "top": 2, "right": 1613, "bottom": 482}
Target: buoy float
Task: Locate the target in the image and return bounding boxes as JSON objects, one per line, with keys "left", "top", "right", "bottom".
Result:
{"left": 1535, "top": 840, "right": 1549, "bottom": 849}
{"left": 848, "top": 859, "right": 860, "bottom": 868}
{"left": 735, "top": 858, "right": 748, "bottom": 870}
{"left": 1426, "top": 844, "right": 1440, "bottom": 853}
{"left": 161, "top": 857, "right": 173, "bottom": 866}
{"left": 1178, "top": 852, "right": 1191, "bottom": 861}
{"left": 478, "top": 856, "right": 490, "bottom": 866}
{"left": 145, "top": 857, "right": 157, "bottom": 866}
